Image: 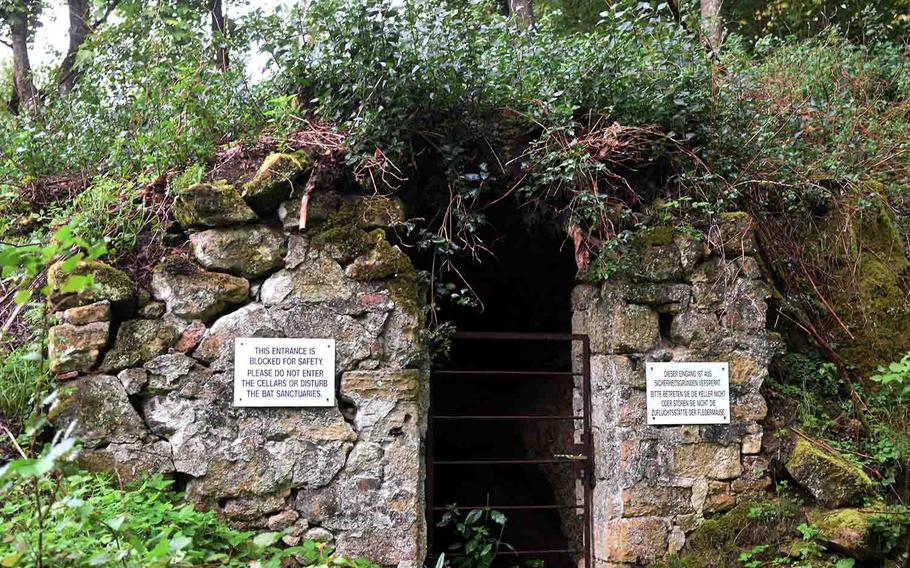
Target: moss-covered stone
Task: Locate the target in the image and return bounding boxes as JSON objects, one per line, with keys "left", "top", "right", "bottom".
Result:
{"left": 48, "top": 321, "right": 110, "bottom": 374}
{"left": 808, "top": 508, "right": 878, "bottom": 560}
{"left": 805, "top": 192, "right": 910, "bottom": 371}
{"left": 242, "top": 152, "right": 310, "bottom": 213}
{"left": 189, "top": 225, "right": 287, "bottom": 278}
{"left": 99, "top": 318, "right": 179, "bottom": 372}
{"left": 311, "top": 224, "right": 380, "bottom": 264}
{"left": 656, "top": 499, "right": 801, "bottom": 568}
{"left": 785, "top": 438, "right": 873, "bottom": 507}
{"left": 349, "top": 196, "right": 405, "bottom": 228}
{"left": 150, "top": 256, "right": 250, "bottom": 320}
{"left": 707, "top": 211, "right": 757, "bottom": 256}
{"left": 48, "top": 260, "right": 135, "bottom": 308}
{"left": 173, "top": 180, "right": 257, "bottom": 228}
{"left": 345, "top": 240, "right": 411, "bottom": 281}
{"left": 48, "top": 374, "right": 147, "bottom": 448}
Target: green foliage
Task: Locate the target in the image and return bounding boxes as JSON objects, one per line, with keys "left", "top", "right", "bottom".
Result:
{"left": 868, "top": 505, "right": 910, "bottom": 553}
{"left": 727, "top": 0, "right": 910, "bottom": 42}
{"left": 0, "top": 344, "right": 44, "bottom": 427}
{"left": 435, "top": 506, "right": 540, "bottom": 568}
{"left": 0, "top": 468, "right": 379, "bottom": 568}
{"left": 0, "top": 1, "right": 262, "bottom": 182}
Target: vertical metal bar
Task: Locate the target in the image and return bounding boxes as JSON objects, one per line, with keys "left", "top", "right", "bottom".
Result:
{"left": 426, "top": 378, "right": 436, "bottom": 558}
{"left": 581, "top": 336, "right": 594, "bottom": 568}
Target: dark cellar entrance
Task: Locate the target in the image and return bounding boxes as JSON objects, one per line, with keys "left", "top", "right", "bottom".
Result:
{"left": 425, "top": 206, "right": 589, "bottom": 567}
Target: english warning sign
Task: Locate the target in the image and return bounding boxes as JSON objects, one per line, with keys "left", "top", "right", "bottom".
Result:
{"left": 646, "top": 362, "right": 729, "bottom": 425}
{"left": 233, "top": 337, "right": 335, "bottom": 407}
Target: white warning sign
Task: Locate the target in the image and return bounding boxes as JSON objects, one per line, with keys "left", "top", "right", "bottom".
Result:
{"left": 646, "top": 362, "right": 729, "bottom": 425}
{"left": 233, "top": 337, "right": 335, "bottom": 407}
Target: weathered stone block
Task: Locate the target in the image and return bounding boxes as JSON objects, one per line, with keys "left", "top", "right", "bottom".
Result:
{"left": 625, "top": 283, "right": 692, "bottom": 312}
{"left": 669, "top": 310, "right": 719, "bottom": 348}
{"left": 639, "top": 244, "right": 683, "bottom": 282}
{"left": 721, "top": 279, "right": 770, "bottom": 331}
{"left": 48, "top": 321, "right": 109, "bottom": 374}
{"left": 100, "top": 318, "right": 178, "bottom": 372}
{"left": 175, "top": 320, "right": 206, "bottom": 353}
{"left": 189, "top": 225, "right": 287, "bottom": 278}
{"left": 48, "top": 260, "right": 135, "bottom": 308}
{"left": 590, "top": 302, "right": 660, "bottom": 354}
{"left": 809, "top": 508, "right": 878, "bottom": 561}
{"left": 151, "top": 256, "right": 249, "bottom": 320}
{"left": 261, "top": 251, "right": 349, "bottom": 305}
{"left": 138, "top": 300, "right": 166, "bottom": 319}
{"left": 703, "top": 480, "right": 735, "bottom": 514}
{"left": 731, "top": 392, "right": 768, "bottom": 422}
{"left": 243, "top": 152, "right": 309, "bottom": 213}
{"left": 77, "top": 441, "right": 175, "bottom": 482}
{"left": 708, "top": 212, "right": 757, "bottom": 256}
{"left": 60, "top": 301, "right": 111, "bottom": 325}
{"left": 341, "top": 369, "right": 422, "bottom": 402}
{"left": 194, "top": 303, "right": 280, "bottom": 365}
{"left": 786, "top": 438, "right": 873, "bottom": 507}
{"left": 671, "top": 443, "right": 742, "bottom": 480}
{"left": 222, "top": 491, "right": 289, "bottom": 521}
{"left": 345, "top": 240, "right": 411, "bottom": 281}
{"left": 49, "top": 374, "right": 147, "bottom": 448}
{"left": 173, "top": 181, "right": 257, "bottom": 228}
{"left": 602, "top": 517, "right": 669, "bottom": 564}
{"left": 621, "top": 484, "right": 692, "bottom": 517}
{"left": 117, "top": 367, "right": 148, "bottom": 395}
{"left": 728, "top": 353, "right": 763, "bottom": 386}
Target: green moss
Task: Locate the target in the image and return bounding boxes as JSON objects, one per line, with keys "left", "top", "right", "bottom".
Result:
{"left": 805, "top": 192, "right": 910, "bottom": 371}
{"left": 347, "top": 240, "right": 412, "bottom": 281}
{"left": 242, "top": 151, "right": 310, "bottom": 212}
{"left": 311, "top": 224, "right": 381, "bottom": 264}
{"left": 637, "top": 225, "right": 677, "bottom": 247}
{"left": 388, "top": 271, "right": 424, "bottom": 317}
{"left": 655, "top": 499, "right": 802, "bottom": 568}
{"left": 173, "top": 180, "right": 256, "bottom": 228}
{"left": 48, "top": 260, "right": 135, "bottom": 306}
{"left": 311, "top": 204, "right": 424, "bottom": 316}
{"left": 786, "top": 438, "right": 873, "bottom": 506}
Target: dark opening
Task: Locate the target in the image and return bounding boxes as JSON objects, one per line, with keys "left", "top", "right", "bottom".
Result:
{"left": 427, "top": 202, "right": 580, "bottom": 567}
{"left": 658, "top": 312, "right": 673, "bottom": 343}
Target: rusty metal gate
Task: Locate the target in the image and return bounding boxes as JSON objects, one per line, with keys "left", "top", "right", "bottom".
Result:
{"left": 427, "top": 332, "right": 593, "bottom": 567}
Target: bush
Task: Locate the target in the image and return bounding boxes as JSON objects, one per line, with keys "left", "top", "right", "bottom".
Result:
{"left": 0, "top": 345, "right": 44, "bottom": 429}
{"left": 0, "top": 470, "right": 379, "bottom": 568}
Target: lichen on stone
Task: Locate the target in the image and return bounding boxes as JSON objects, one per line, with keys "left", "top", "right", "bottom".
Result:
{"left": 785, "top": 438, "right": 873, "bottom": 507}
{"left": 172, "top": 180, "right": 257, "bottom": 228}
{"left": 242, "top": 151, "right": 310, "bottom": 213}
{"left": 48, "top": 259, "right": 135, "bottom": 307}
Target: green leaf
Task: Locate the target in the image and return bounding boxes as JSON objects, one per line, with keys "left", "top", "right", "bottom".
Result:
{"left": 59, "top": 274, "right": 92, "bottom": 294}
{"left": 105, "top": 515, "right": 126, "bottom": 532}
{"left": 253, "top": 532, "right": 282, "bottom": 548}
{"left": 169, "top": 534, "right": 192, "bottom": 552}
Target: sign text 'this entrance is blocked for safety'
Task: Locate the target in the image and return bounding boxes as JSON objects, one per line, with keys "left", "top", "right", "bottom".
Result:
{"left": 234, "top": 337, "right": 335, "bottom": 407}
{"left": 646, "top": 361, "right": 730, "bottom": 425}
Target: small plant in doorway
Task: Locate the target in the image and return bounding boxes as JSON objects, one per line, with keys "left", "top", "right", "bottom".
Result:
{"left": 434, "top": 506, "right": 544, "bottom": 568}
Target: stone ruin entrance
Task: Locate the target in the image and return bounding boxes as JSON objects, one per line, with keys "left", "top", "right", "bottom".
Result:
{"left": 424, "top": 209, "right": 591, "bottom": 566}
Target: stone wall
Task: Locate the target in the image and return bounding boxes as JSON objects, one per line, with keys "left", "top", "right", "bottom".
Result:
{"left": 572, "top": 215, "right": 781, "bottom": 566}
{"left": 46, "top": 154, "right": 428, "bottom": 567}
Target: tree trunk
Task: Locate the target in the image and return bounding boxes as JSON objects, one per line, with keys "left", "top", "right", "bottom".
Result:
{"left": 208, "top": 0, "right": 228, "bottom": 71}
{"left": 57, "top": 0, "right": 91, "bottom": 94}
{"left": 700, "top": 0, "right": 723, "bottom": 52}
{"left": 8, "top": 5, "right": 37, "bottom": 112}
{"left": 508, "top": 0, "right": 533, "bottom": 29}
